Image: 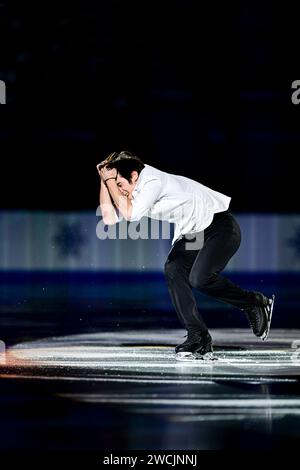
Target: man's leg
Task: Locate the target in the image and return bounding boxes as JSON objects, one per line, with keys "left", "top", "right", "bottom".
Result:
{"left": 164, "top": 240, "right": 208, "bottom": 331}
{"left": 164, "top": 238, "right": 214, "bottom": 358}
{"left": 188, "top": 213, "right": 274, "bottom": 339}
{"left": 188, "top": 213, "right": 257, "bottom": 307}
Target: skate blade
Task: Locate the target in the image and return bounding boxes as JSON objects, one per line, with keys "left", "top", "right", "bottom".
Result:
{"left": 175, "top": 351, "right": 217, "bottom": 362}
{"left": 261, "top": 294, "right": 275, "bottom": 341}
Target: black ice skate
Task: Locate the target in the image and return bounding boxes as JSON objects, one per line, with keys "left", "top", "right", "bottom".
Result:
{"left": 175, "top": 329, "right": 215, "bottom": 361}
{"left": 243, "top": 292, "right": 275, "bottom": 341}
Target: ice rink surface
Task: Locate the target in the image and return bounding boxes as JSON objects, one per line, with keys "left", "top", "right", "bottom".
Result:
{"left": 1, "top": 329, "right": 300, "bottom": 459}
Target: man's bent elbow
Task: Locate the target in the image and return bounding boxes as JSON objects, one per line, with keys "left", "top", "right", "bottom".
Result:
{"left": 124, "top": 206, "right": 137, "bottom": 222}
{"left": 102, "top": 215, "right": 118, "bottom": 225}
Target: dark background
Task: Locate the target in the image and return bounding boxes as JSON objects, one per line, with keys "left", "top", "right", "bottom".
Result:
{"left": 0, "top": 0, "right": 299, "bottom": 212}
{"left": 1, "top": 2, "right": 300, "bottom": 460}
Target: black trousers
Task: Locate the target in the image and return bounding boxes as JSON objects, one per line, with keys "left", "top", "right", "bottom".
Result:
{"left": 164, "top": 211, "right": 255, "bottom": 332}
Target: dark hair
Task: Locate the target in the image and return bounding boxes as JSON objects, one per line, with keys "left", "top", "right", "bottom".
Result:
{"left": 105, "top": 151, "right": 145, "bottom": 183}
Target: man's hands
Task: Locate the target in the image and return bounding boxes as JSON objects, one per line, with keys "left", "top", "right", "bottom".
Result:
{"left": 96, "top": 152, "right": 118, "bottom": 177}
{"left": 96, "top": 163, "right": 117, "bottom": 181}
{"left": 96, "top": 160, "right": 132, "bottom": 221}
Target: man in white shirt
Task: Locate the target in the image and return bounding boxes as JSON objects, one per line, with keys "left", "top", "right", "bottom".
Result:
{"left": 97, "top": 151, "right": 274, "bottom": 360}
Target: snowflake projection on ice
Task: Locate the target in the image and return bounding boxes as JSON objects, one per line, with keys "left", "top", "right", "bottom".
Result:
{"left": 53, "top": 221, "right": 87, "bottom": 258}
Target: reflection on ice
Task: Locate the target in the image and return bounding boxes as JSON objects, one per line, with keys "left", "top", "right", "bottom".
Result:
{"left": 2, "top": 329, "right": 300, "bottom": 381}
{"left": 2, "top": 330, "right": 300, "bottom": 431}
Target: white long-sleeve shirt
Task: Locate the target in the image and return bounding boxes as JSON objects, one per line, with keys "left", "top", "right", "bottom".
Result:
{"left": 114, "top": 164, "right": 231, "bottom": 245}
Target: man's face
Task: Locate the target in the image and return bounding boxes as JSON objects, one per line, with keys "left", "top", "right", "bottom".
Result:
{"left": 115, "top": 171, "right": 138, "bottom": 198}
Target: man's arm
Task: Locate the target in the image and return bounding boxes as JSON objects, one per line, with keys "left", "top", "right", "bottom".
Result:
{"left": 129, "top": 178, "right": 162, "bottom": 221}
{"left": 105, "top": 179, "right": 133, "bottom": 221}
{"left": 99, "top": 180, "right": 123, "bottom": 224}
{"left": 99, "top": 164, "right": 162, "bottom": 222}
{"left": 97, "top": 164, "right": 122, "bottom": 225}
{"left": 107, "top": 178, "right": 162, "bottom": 222}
